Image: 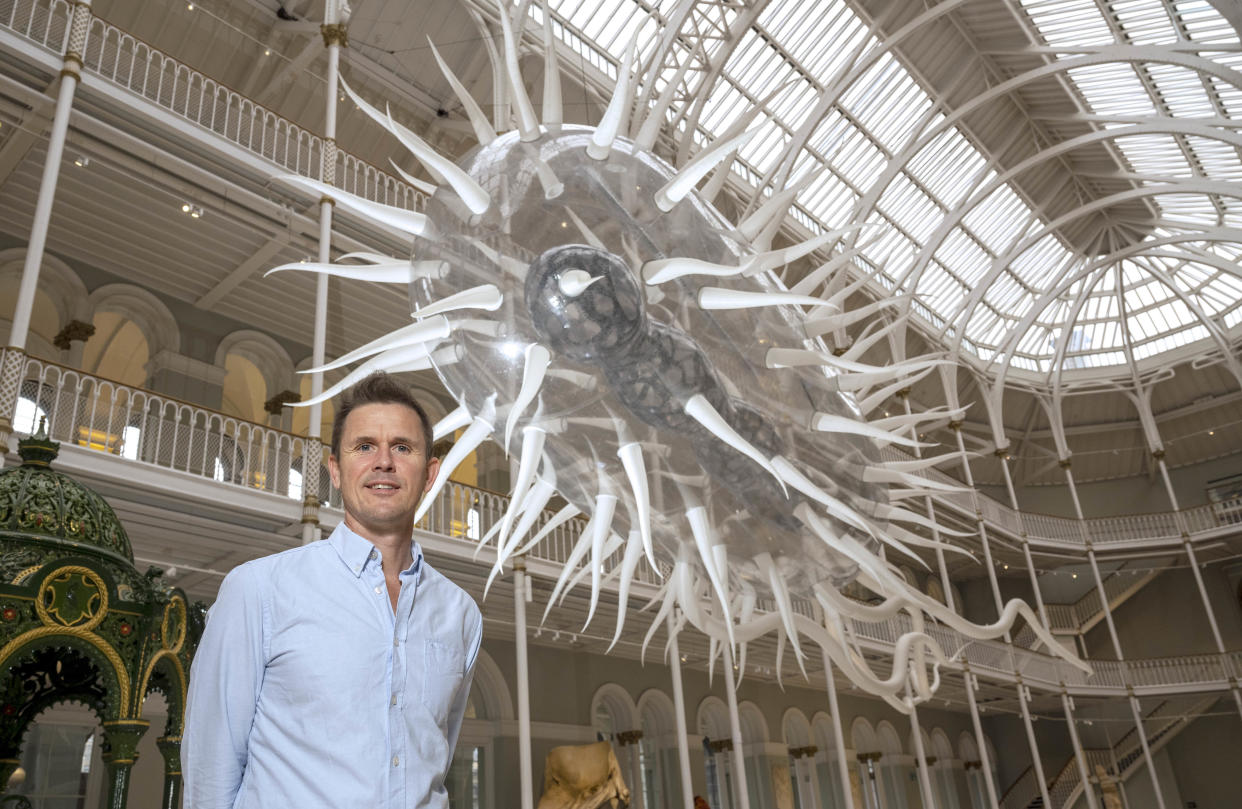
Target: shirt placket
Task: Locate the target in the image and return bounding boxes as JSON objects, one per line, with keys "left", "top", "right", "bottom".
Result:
{"left": 386, "top": 556, "right": 420, "bottom": 808}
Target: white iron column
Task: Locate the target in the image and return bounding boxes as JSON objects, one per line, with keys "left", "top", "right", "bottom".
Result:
{"left": 961, "top": 666, "right": 999, "bottom": 809}
{"left": 721, "top": 643, "right": 751, "bottom": 809}
{"left": 1148, "top": 447, "right": 1242, "bottom": 720}
{"left": 905, "top": 677, "right": 938, "bottom": 809}
{"left": 667, "top": 611, "right": 696, "bottom": 809}
{"left": 997, "top": 455, "right": 1099, "bottom": 809}
{"left": 952, "top": 426, "right": 1050, "bottom": 809}
{"left": 819, "top": 622, "right": 855, "bottom": 809}
{"left": 1059, "top": 453, "right": 1167, "bottom": 809}
{"left": 302, "top": 7, "right": 345, "bottom": 544}
{"left": 513, "top": 558, "right": 534, "bottom": 809}
{"left": 0, "top": 0, "right": 93, "bottom": 447}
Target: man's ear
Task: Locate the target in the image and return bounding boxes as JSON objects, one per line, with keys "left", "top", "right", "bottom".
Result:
{"left": 423, "top": 455, "right": 441, "bottom": 493}
{"left": 328, "top": 454, "right": 341, "bottom": 490}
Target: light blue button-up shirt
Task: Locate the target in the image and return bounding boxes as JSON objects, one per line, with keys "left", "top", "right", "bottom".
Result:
{"left": 182, "top": 523, "right": 482, "bottom": 809}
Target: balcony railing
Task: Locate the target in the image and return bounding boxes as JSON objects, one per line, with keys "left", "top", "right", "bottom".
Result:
{"left": 1, "top": 0, "right": 427, "bottom": 212}
{"left": 6, "top": 354, "right": 1241, "bottom": 695}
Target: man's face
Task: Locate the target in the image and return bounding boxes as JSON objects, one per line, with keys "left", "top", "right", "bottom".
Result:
{"left": 328, "top": 402, "right": 440, "bottom": 539}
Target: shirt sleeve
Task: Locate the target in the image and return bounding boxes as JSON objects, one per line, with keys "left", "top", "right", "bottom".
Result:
{"left": 182, "top": 561, "right": 269, "bottom": 809}
{"left": 443, "top": 604, "right": 483, "bottom": 768}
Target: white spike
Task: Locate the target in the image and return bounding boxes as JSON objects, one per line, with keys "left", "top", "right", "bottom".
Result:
{"left": 585, "top": 494, "right": 619, "bottom": 627}
{"left": 684, "top": 394, "right": 787, "bottom": 495}
{"left": 697, "top": 287, "right": 835, "bottom": 311}
{"left": 587, "top": 30, "right": 640, "bottom": 160}
{"left": 808, "top": 412, "right": 931, "bottom": 450}
{"left": 707, "top": 636, "right": 720, "bottom": 687}
{"left": 414, "top": 402, "right": 496, "bottom": 525}
{"left": 802, "top": 298, "right": 904, "bottom": 337}
{"left": 266, "top": 260, "right": 446, "bottom": 285}
{"left": 617, "top": 441, "right": 656, "bottom": 572}
{"left": 564, "top": 208, "right": 606, "bottom": 250}
{"left": 736, "top": 170, "right": 820, "bottom": 243}
{"left": 513, "top": 501, "right": 582, "bottom": 558}
{"left": 543, "top": 528, "right": 593, "bottom": 623}
{"left": 633, "top": 39, "right": 699, "bottom": 151}
{"left": 428, "top": 38, "right": 496, "bottom": 145}
{"left": 770, "top": 456, "right": 872, "bottom": 534}
{"left": 382, "top": 105, "right": 491, "bottom": 216}
{"left": 558, "top": 269, "right": 602, "bottom": 297}
{"left": 886, "top": 524, "right": 976, "bottom": 560}
{"left": 868, "top": 407, "right": 955, "bottom": 432}
{"left": 496, "top": 426, "right": 546, "bottom": 552}
{"left": 336, "top": 78, "right": 445, "bottom": 185}
{"left": 388, "top": 158, "right": 439, "bottom": 196}
{"left": 492, "top": 476, "right": 558, "bottom": 578}
{"left": 504, "top": 344, "right": 552, "bottom": 451}
{"left": 698, "top": 152, "right": 737, "bottom": 204}
{"left": 301, "top": 317, "right": 452, "bottom": 374}
{"left": 465, "top": 236, "right": 529, "bottom": 277}
{"left": 497, "top": 0, "right": 540, "bottom": 140}
{"left": 864, "top": 469, "right": 969, "bottom": 494}
{"left": 533, "top": 157, "right": 564, "bottom": 199}
{"left": 546, "top": 368, "right": 598, "bottom": 390}
{"left": 641, "top": 583, "right": 678, "bottom": 664}
{"left": 432, "top": 405, "right": 472, "bottom": 442}
{"left": 789, "top": 232, "right": 885, "bottom": 296}
{"left": 880, "top": 454, "right": 965, "bottom": 473}
{"left": 840, "top": 319, "right": 906, "bottom": 364}
{"left": 338, "top": 251, "right": 401, "bottom": 264}
{"left": 607, "top": 531, "right": 646, "bottom": 652}
{"left": 540, "top": 0, "right": 562, "bottom": 127}
{"left": 766, "top": 348, "right": 947, "bottom": 376}
{"left": 654, "top": 127, "right": 759, "bottom": 212}
{"left": 873, "top": 503, "right": 974, "bottom": 537}
{"left": 292, "top": 343, "right": 439, "bottom": 407}
{"left": 641, "top": 256, "right": 751, "bottom": 286}
{"left": 858, "top": 369, "right": 936, "bottom": 415}
{"left": 412, "top": 284, "right": 503, "bottom": 320}
{"left": 686, "top": 507, "right": 736, "bottom": 650}
{"left": 772, "top": 627, "right": 787, "bottom": 690}
{"left": 275, "top": 175, "right": 428, "bottom": 236}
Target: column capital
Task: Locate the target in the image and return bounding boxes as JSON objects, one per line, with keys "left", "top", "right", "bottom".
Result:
{"left": 707, "top": 738, "right": 733, "bottom": 753}
{"left": 320, "top": 23, "right": 349, "bottom": 47}
{"left": 615, "top": 729, "right": 644, "bottom": 746}
{"left": 1058, "top": 456, "right": 1072, "bottom": 469}
{"left": 1151, "top": 448, "right": 1166, "bottom": 460}
{"left": 789, "top": 745, "right": 818, "bottom": 759}
{"left": 993, "top": 446, "right": 1010, "bottom": 459}
{"left": 947, "top": 419, "right": 963, "bottom": 430}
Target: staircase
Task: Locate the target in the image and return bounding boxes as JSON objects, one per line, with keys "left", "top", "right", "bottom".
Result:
{"left": 999, "top": 695, "right": 1215, "bottom": 809}
{"left": 1013, "top": 561, "right": 1168, "bottom": 650}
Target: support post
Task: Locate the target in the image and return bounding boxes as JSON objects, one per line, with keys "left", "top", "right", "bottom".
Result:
{"left": 514, "top": 557, "right": 534, "bottom": 809}
{"left": 721, "top": 643, "right": 751, "bottom": 809}
{"left": 156, "top": 736, "right": 182, "bottom": 809}
{"left": 100, "top": 719, "right": 149, "bottom": 809}
{"left": 302, "top": 4, "right": 346, "bottom": 544}
{"left": 0, "top": 0, "right": 93, "bottom": 452}
{"left": 905, "top": 678, "right": 939, "bottom": 809}
{"left": 962, "top": 669, "right": 999, "bottom": 809}
{"left": 667, "top": 610, "right": 696, "bottom": 809}
{"left": 819, "top": 613, "right": 855, "bottom": 809}
{"left": 1060, "top": 691, "right": 1100, "bottom": 809}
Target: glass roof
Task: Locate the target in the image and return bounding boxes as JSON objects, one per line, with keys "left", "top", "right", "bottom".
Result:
{"left": 539, "top": 0, "right": 1242, "bottom": 381}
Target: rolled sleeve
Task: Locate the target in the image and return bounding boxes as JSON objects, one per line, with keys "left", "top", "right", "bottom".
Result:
{"left": 182, "top": 562, "right": 269, "bottom": 809}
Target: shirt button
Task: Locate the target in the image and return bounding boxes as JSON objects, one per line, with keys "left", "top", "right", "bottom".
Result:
{"left": 370, "top": 549, "right": 378, "bottom": 560}
{"left": 393, "top": 636, "right": 399, "bottom": 647}
{"left": 392, "top": 756, "right": 400, "bottom": 767}
{"left": 391, "top": 694, "right": 398, "bottom": 706}
{"left": 374, "top": 585, "right": 383, "bottom": 594}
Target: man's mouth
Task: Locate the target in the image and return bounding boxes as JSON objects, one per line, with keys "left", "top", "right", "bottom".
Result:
{"left": 366, "top": 483, "right": 400, "bottom": 490}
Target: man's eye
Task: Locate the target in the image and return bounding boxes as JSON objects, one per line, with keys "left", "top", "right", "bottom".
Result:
{"left": 395, "top": 445, "right": 412, "bottom": 454}
{"left": 357, "top": 443, "right": 373, "bottom": 451}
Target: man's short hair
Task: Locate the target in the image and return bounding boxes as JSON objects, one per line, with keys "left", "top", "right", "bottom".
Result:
{"left": 330, "top": 372, "right": 434, "bottom": 460}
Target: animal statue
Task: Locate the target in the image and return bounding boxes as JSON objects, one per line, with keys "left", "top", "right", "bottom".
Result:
{"left": 537, "top": 741, "right": 630, "bottom": 809}
{"left": 272, "top": 0, "right": 1087, "bottom": 709}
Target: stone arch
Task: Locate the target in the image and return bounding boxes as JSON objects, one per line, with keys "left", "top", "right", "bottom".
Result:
{"left": 0, "top": 247, "right": 89, "bottom": 329}
{"left": 468, "top": 648, "right": 513, "bottom": 721}
{"left": 876, "top": 721, "right": 903, "bottom": 755}
{"left": 737, "top": 701, "right": 768, "bottom": 743}
{"left": 957, "top": 732, "right": 979, "bottom": 763}
{"left": 591, "top": 682, "right": 638, "bottom": 738}
{"left": 850, "top": 717, "right": 879, "bottom": 755}
{"left": 87, "top": 284, "right": 180, "bottom": 359}
{"left": 811, "top": 712, "right": 840, "bottom": 756}
{"left": 697, "top": 696, "right": 731, "bottom": 740}
{"left": 781, "top": 708, "right": 812, "bottom": 747}
{"left": 216, "top": 330, "right": 296, "bottom": 399}
{"left": 929, "top": 728, "right": 954, "bottom": 763}
{"left": 636, "top": 688, "right": 676, "bottom": 742}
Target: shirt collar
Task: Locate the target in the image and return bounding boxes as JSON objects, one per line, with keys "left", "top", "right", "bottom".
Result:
{"left": 327, "top": 522, "right": 423, "bottom": 578}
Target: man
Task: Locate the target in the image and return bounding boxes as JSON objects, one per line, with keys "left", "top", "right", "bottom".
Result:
{"left": 183, "top": 372, "right": 482, "bottom": 808}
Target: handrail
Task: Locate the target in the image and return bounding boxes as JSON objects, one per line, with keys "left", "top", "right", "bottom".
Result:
{"left": 7, "top": 352, "right": 1242, "bottom": 694}
{"left": 1, "top": 0, "right": 428, "bottom": 212}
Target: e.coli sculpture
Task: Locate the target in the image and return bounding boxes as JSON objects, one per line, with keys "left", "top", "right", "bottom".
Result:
{"left": 271, "top": 3, "right": 1081, "bottom": 712}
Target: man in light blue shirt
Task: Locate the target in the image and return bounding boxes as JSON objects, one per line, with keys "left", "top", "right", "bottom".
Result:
{"left": 183, "top": 373, "right": 483, "bottom": 808}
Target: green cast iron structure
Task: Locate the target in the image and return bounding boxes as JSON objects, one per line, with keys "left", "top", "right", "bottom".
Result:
{"left": 0, "top": 425, "right": 204, "bottom": 808}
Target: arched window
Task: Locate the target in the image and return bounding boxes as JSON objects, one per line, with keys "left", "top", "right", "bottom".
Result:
{"left": 958, "top": 732, "right": 995, "bottom": 809}
{"left": 698, "top": 697, "right": 734, "bottom": 809}
{"left": 812, "top": 713, "right": 847, "bottom": 809}
{"left": 737, "top": 702, "right": 769, "bottom": 809}
{"left": 875, "top": 722, "right": 908, "bottom": 809}
{"left": 928, "top": 728, "right": 960, "bottom": 809}
{"left": 782, "top": 709, "right": 816, "bottom": 809}
{"left": 637, "top": 690, "right": 677, "bottom": 809}
{"left": 592, "top": 684, "right": 642, "bottom": 807}
{"left": 851, "top": 718, "right": 885, "bottom": 809}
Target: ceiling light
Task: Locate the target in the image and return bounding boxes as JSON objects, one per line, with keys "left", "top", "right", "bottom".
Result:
{"left": 73, "top": 155, "right": 89, "bottom": 168}
{"left": 181, "top": 202, "right": 204, "bottom": 219}
{"left": 1071, "top": 573, "right": 1078, "bottom": 579}
{"left": 187, "top": 2, "right": 193, "bottom": 8}
{"left": 264, "top": 49, "right": 271, "bottom": 56}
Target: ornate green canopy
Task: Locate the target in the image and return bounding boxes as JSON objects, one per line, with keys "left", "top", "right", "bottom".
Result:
{"left": 0, "top": 426, "right": 204, "bottom": 809}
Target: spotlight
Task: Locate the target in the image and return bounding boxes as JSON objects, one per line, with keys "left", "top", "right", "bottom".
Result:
{"left": 1071, "top": 573, "right": 1077, "bottom": 579}
{"left": 181, "top": 202, "right": 204, "bottom": 218}
{"left": 187, "top": 2, "right": 194, "bottom": 8}
{"left": 264, "top": 48, "right": 271, "bottom": 56}
{"left": 73, "top": 154, "right": 90, "bottom": 168}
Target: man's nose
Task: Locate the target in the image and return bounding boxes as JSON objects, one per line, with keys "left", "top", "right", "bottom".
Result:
{"left": 372, "top": 445, "right": 396, "bottom": 470}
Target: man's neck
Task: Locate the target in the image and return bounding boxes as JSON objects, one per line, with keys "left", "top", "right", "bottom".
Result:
{"left": 344, "top": 515, "right": 415, "bottom": 574}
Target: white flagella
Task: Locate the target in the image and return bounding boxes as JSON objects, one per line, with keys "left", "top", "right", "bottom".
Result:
{"left": 269, "top": 2, "right": 1090, "bottom": 712}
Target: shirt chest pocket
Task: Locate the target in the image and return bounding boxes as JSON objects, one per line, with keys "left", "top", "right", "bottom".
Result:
{"left": 422, "top": 639, "right": 464, "bottom": 725}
